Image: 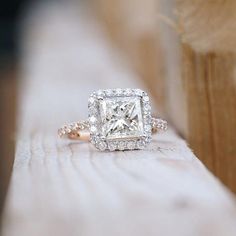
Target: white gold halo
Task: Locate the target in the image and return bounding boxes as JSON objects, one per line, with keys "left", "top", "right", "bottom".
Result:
{"left": 88, "top": 88, "right": 153, "bottom": 151}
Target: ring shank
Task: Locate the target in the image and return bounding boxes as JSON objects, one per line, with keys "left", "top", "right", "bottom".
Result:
{"left": 67, "top": 131, "right": 90, "bottom": 141}
{"left": 58, "top": 117, "right": 167, "bottom": 141}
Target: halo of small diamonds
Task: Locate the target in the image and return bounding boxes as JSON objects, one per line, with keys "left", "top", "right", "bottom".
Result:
{"left": 88, "top": 88, "right": 152, "bottom": 151}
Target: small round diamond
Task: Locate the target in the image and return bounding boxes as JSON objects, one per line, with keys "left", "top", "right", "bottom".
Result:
{"left": 88, "top": 105, "right": 98, "bottom": 116}
{"left": 69, "top": 123, "right": 77, "bottom": 130}
{"left": 90, "top": 138, "right": 96, "bottom": 144}
{"left": 143, "top": 110, "right": 150, "bottom": 115}
{"left": 144, "top": 114, "right": 152, "bottom": 122}
{"left": 97, "top": 141, "right": 107, "bottom": 151}
{"left": 117, "top": 141, "right": 126, "bottom": 151}
{"left": 144, "top": 124, "right": 152, "bottom": 132}
{"left": 135, "top": 89, "right": 143, "bottom": 96}
{"left": 144, "top": 135, "right": 152, "bottom": 143}
{"left": 137, "top": 140, "right": 146, "bottom": 149}
{"left": 143, "top": 104, "right": 151, "bottom": 112}
{"left": 97, "top": 90, "right": 103, "bottom": 96}
{"left": 65, "top": 127, "right": 71, "bottom": 133}
{"left": 116, "top": 88, "right": 123, "bottom": 95}
{"left": 105, "top": 89, "right": 113, "bottom": 96}
{"left": 90, "top": 135, "right": 99, "bottom": 144}
{"left": 111, "top": 89, "right": 118, "bottom": 96}
{"left": 143, "top": 96, "right": 149, "bottom": 102}
{"left": 88, "top": 97, "right": 95, "bottom": 105}
{"left": 124, "top": 88, "right": 132, "bottom": 96}
{"left": 108, "top": 142, "right": 117, "bottom": 151}
{"left": 89, "top": 116, "right": 97, "bottom": 123}
{"left": 127, "top": 141, "right": 135, "bottom": 150}
{"left": 90, "top": 126, "right": 97, "bottom": 133}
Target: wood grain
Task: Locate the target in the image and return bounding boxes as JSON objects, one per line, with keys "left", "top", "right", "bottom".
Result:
{"left": 182, "top": 45, "right": 236, "bottom": 188}
{"left": 176, "top": 1, "right": 236, "bottom": 191}
{"left": 2, "top": 2, "right": 236, "bottom": 236}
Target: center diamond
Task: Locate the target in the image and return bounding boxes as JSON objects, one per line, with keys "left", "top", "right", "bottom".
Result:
{"left": 99, "top": 97, "right": 144, "bottom": 140}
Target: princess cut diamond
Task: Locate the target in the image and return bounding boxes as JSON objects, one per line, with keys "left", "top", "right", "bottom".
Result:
{"left": 99, "top": 97, "right": 144, "bottom": 140}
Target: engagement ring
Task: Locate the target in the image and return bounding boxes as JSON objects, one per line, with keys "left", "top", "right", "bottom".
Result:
{"left": 58, "top": 88, "right": 167, "bottom": 151}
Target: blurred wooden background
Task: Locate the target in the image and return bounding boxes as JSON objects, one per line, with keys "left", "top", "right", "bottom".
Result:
{"left": 2, "top": 1, "right": 236, "bottom": 236}
{"left": 0, "top": 67, "right": 16, "bottom": 225}
{"left": 0, "top": 0, "right": 26, "bottom": 223}
{"left": 94, "top": 0, "right": 236, "bottom": 192}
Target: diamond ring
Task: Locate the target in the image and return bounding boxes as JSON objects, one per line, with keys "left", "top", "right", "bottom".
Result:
{"left": 58, "top": 88, "right": 168, "bottom": 151}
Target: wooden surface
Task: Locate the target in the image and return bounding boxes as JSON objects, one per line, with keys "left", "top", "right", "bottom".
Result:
{"left": 177, "top": 1, "right": 236, "bottom": 191}
{"left": 96, "top": 0, "right": 236, "bottom": 192}
{"left": 2, "top": 2, "right": 236, "bottom": 236}
{"left": 182, "top": 45, "right": 236, "bottom": 189}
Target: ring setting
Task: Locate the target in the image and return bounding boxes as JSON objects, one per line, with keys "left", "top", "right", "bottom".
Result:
{"left": 58, "top": 88, "right": 167, "bottom": 151}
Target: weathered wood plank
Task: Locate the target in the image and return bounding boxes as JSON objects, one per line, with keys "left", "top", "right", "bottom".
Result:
{"left": 2, "top": 2, "right": 236, "bottom": 236}
{"left": 161, "top": 0, "right": 236, "bottom": 191}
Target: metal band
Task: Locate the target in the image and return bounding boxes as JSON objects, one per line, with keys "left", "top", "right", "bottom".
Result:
{"left": 58, "top": 117, "right": 167, "bottom": 141}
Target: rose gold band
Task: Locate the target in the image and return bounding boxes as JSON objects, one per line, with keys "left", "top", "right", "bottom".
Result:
{"left": 66, "top": 131, "right": 90, "bottom": 141}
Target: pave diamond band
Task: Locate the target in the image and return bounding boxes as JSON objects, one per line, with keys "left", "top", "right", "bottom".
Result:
{"left": 58, "top": 120, "right": 89, "bottom": 140}
{"left": 58, "top": 88, "right": 168, "bottom": 151}
{"left": 151, "top": 117, "right": 168, "bottom": 132}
